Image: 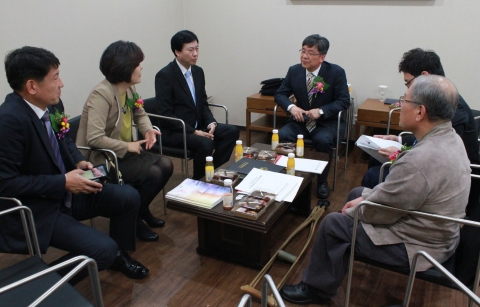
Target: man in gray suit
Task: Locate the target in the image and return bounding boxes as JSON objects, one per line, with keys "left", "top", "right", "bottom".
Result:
{"left": 280, "top": 75, "right": 471, "bottom": 305}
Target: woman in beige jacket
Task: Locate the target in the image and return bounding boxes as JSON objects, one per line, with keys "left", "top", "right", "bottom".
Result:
{"left": 77, "top": 41, "right": 173, "bottom": 242}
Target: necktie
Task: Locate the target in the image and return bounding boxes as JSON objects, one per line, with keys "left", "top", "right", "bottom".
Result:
{"left": 41, "top": 111, "right": 71, "bottom": 208}
{"left": 306, "top": 72, "right": 316, "bottom": 132}
{"left": 185, "top": 70, "right": 196, "bottom": 104}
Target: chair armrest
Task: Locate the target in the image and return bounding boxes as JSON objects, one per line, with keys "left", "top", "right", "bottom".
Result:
{"left": 387, "top": 107, "right": 401, "bottom": 135}
{"left": 0, "top": 255, "right": 104, "bottom": 307}
{"left": 146, "top": 113, "right": 188, "bottom": 162}
{"left": 208, "top": 103, "right": 229, "bottom": 124}
{"left": 379, "top": 161, "right": 392, "bottom": 183}
{"left": 0, "top": 203, "right": 41, "bottom": 257}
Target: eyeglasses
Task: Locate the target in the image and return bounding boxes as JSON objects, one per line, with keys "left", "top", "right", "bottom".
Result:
{"left": 405, "top": 76, "right": 416, "bottom": 88}
{"left": 299, "top": 49, "right": 322, "bottom": 57}
{"left": 399, "top": 95, "right": 420, "bottom": 106}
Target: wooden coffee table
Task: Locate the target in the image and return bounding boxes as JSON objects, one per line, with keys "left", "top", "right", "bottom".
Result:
{"left": 166, "top": 143, "right": 322, "bottom": 268}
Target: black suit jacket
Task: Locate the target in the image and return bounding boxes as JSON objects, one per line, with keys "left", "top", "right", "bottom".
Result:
{"left": 154, "top": 60, "right": 216, "bottom": 136}
{"left": 275, "top": 62, "right": 350, "bottom": 126}
{"left": 0, "top": 92, "right": 83, "bottom": 253}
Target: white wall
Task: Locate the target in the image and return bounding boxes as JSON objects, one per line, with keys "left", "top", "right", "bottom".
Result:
{"left": 0, "top": 0, "right": 183, "bottom": 116}
{"left": 1, "top": 0, "right": 479, "bottom": 125}
{"left": 185, "top": 0, "right": 480, "bottom": 125}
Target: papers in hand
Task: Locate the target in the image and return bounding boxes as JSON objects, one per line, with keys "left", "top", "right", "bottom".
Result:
{"left": 355, "top": 135, "right": 402, "bottom": 163}
{"left": 275, "top": 156, "right": 328, "bottom": 174}
{"left": 235, "top": 168, "right": 304, "bottom": 202}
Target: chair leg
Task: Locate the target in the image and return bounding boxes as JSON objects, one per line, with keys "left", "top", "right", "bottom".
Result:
{"left": 162, "top": 189, "right": 167, "bottom": 215}
{"left": 332, "top": 148, "right": 338, "bottom": 191}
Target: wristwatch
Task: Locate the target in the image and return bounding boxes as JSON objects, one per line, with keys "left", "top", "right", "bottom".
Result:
{"left": 318, "top": 109, "right": 324, "bottom": 116}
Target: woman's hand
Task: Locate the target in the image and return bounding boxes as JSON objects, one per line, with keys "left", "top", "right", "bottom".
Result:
{"left": 144, "top": 129, "right": 161, "bottom": 150}
{"left": 127, "top": 140, "right": 147, "bottom": 154}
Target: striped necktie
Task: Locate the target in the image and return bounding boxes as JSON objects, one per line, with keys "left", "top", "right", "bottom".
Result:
{"left": 306, "top": 73, "right": 316, "bottom": 132}
{"left": 41, "top": 111, "right": 71, "bottom": 208}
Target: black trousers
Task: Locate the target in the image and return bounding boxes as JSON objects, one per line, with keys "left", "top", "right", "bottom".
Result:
{"left": 49, "top": 183, "right": 140, "bottom": 283}
{"left": 163, "top": 123, "right": 239, "bottom": 180}
{"left": 279, "top": 120, "right": 344, "bottom": 183}
{"left": 302, "top": 187, "right": 409, "bottom": 298}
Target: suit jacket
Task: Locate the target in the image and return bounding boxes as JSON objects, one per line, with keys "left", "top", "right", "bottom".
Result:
{"left": 76, "top": 79, "right": 153, "bottom": 166}
{"left": 346, "top": 121, "right": 471, "bottom": 271}
{"left": 154, "top": 60, "right": 216, "bottom": 136}
{"left": 402, "top": 95, "right": 478, "bottom": 164}
{"left": 275, "top": 62, "right": 350, "bottom": 126}
{"left": 0, "top": 92, "right": 83, "bottom": 253}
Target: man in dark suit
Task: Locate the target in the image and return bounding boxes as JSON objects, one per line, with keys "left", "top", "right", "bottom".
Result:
{"left": 275, "top": 34, "right": 350, "bottom": 199}
{"left": 361, "top": 48, "right": 479, "bottom": 218}
{"left": 0, "top": 46, "right": 148, "bottom": 283}
{"left": 154, "top": 30, "right": 239, "bottom": 180}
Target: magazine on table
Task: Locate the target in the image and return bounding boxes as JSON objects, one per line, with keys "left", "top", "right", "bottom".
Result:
{"left": 166, "top": 179, "right": 229, "bottom": 209}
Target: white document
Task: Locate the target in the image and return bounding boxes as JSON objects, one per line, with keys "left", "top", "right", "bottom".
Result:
{"left": 235, "top": 168, "right": 304, "bottom": 202}
{"left": 275, "top": 155, "right": 328, "bottom": 175}
{"left": 355, "top": 135, "right": 402, "bottom": 163}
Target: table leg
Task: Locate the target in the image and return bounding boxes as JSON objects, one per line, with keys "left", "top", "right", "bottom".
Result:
{"left": 246, "top": 110, "right": 251, "bottom": 146}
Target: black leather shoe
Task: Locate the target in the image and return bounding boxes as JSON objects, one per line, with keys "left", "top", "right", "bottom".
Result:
{"left": 280, "top": 282, "right": 330, "bottom": 305}
{"left": 136, "top": 222, "right": 159, "bottom": 241}
{"left": 142, "top": 211, "right": 165, "bottom": 228}
{"left": 109, "top": 251, "right": 149, "bottom": 279}
{"left": 317, "top": 182, "right": 330, "bottom": 199}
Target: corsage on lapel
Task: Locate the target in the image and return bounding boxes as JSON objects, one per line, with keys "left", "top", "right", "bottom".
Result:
{"left": 123, "top": 92, "right": 144, "bottom": 114}
{"left": 309, "top": 76, "right": 330, "bottom": 98}
{"left": 49, "top": 108, "right": 70, "bottom": 139}
{"left": 389, "top": 144, "right": 412, "bottom": 164}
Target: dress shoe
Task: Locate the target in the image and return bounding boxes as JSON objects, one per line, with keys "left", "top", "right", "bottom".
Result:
{"left": 136, "top": 221, "right": 159, "bottom": 241}
{"left": 317, "top": 182, "right": 330, "bottom": 199}
{"left": 142, "top": 211, "right": 165, "bottom": 228}
{"left": 109, "top": 251, "right": 149, "bottom": 279}
{"left": 317, "top": 199, "right": 330, "bottom": 208}
{"left": 280, "top": 282, "right": 330, "bottom": 305}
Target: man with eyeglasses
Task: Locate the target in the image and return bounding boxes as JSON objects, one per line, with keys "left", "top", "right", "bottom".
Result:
{"left": 361, "top": 49, "right": 478, "bottom": 215}
{"left": 154, "top": 30, "right": 239, "bottom": 180}
{"left": 275, "top": 34, "right": 350, "bottom": 200}
{"left": 281, "top": 75, "right": 471, "bottom": 305}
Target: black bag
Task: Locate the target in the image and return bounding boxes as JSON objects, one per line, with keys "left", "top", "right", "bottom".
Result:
{"left": 259, "top": 78, "right": 284, "bottom": 96}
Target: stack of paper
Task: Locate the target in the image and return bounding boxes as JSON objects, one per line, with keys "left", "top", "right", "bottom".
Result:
{"left": 166, "top": 179, "right": 229, "bottom": 209}
{"left": 355, "top": 135, "right": 402, "bottom": 163}
{"left": 235, "top": 168, "right": 304, "bottom": 202}
{"left": 275, "top": 156, "right": 328, "bottom": 174}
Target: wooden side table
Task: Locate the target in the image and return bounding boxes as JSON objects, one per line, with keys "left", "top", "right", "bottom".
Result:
{"left": 354, "top": 98, "right": 401, "bottom": 162}
{"left": 246, "top": 93, "right": 288, "bottom": 146}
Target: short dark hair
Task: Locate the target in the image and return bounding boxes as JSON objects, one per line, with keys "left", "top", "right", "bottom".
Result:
{"left": 99, "top": 41, "right": 144, "bottom": 84}
{"left": 4, "top": 46, "right": 60, "bottom": 91}
{"left": 302, "top": 34, "right": 329, "bottom": 55}
{"left": 171, "top": 30, "right": 198, "bottom": 56}
{"left": 399, "top": 48, "right": 445, "bottom": 77}
{"left": 410, "top": 75, "right": 458, "bottom": 122}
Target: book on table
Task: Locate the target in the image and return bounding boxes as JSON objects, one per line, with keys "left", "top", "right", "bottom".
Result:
{"left": 227, "top": 158, "right": 284, "bottom": 175}
{"left": 166, "top": 178, "right": 229, "bottom": 209}
{"left": 355, "top": 135, "right": 402, "bottom": 163}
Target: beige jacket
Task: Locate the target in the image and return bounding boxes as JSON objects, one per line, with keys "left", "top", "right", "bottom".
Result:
{"left": 346, "top": 121, "right": 471, "bottom": 271}
{"left": 76, "top": 79, "right": 153, "bottom": 165}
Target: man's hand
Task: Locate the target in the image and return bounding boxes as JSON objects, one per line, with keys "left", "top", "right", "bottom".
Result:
{"left": 207, "top": 123, "right": 216, "bottom": 135}
{"left": 290, "top": 106, "right": 306, "bottom": 122}
{"left": 374, "top": 134, "right": 399, "bottom": 142}
{"left": 378, "top": 146, "right": 399, "bottom": 158}
{"left": 76, "top": 161, "right": 93, "bottom": 170}
{"left": 144, "top": 129, "right": 161, "bottom": 150}
{"left": 342, "top": 196, "right": 364, "bottom": 214}
{"left": 305, "top": 108, "right": 321, "bottom": 120}
{"left": 65, "top": 169, "right": 103, "bottom": 194}
{"left": 127, "top": 140, "right": 147, "bottom": 154}
{"left": 194, "top": 130, "right": 214, "bottom": 140}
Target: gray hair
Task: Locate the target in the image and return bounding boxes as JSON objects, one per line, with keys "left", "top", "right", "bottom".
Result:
{"left": 302, "top": 34, "right": 329, "bottom": 55}
{"left": 409, "top": 74, "right": 458, "bottom": 121}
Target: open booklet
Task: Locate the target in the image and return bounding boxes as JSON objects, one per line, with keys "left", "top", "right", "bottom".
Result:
{"left": 275, "top": 155, "right": 328, "bottom": 174}
{"left": 355, "top": 135, "right": 402, "bottom": 163}
{"left": 234, "top": 168, "right": 304, "bottom": 202}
